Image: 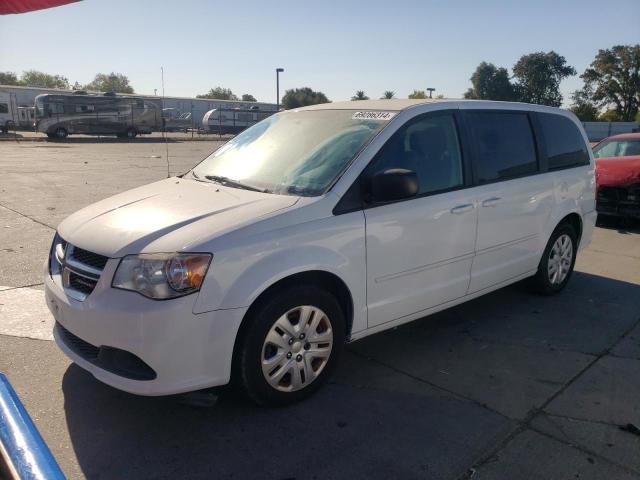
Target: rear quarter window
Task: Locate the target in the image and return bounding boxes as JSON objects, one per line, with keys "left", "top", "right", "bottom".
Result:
{"left": 538, "top": 113, "right": 590, "bottom": 169}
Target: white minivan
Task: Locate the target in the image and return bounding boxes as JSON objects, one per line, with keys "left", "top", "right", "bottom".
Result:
{"left": 45, "top": 99, "right": 597, "bottom": 405}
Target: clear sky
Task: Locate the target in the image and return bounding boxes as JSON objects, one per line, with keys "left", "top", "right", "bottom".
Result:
{"left": 1, "top": 0, "right": 638, "bottom": 105}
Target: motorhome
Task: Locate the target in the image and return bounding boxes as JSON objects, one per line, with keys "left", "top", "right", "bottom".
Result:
{"left": 35, "top": 92, "right": 162, "bottom": 139}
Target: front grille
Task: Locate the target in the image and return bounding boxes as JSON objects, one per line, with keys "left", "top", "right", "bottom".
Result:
{"left": 69, "top": 246, "right": 109, "bottom": 270}
{"left": 68, "top": 271, "right": 98, "bottom": 295}
{"left": 598, "top": 184, "right": 640, "bottom": 217}
{"left": 49, "top": 235, "right": 109, "bottom": 300}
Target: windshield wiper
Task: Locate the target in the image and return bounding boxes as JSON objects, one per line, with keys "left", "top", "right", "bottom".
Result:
{"left": 204, "top": 175, "right": 266, "bottom": 193}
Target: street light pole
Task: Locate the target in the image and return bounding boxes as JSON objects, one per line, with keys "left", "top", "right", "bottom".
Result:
{"left": 276, "top": 68, "right": 284, "bottom": 111}
{"left": 427, "top": 87, "right": 436, "bottom": 98}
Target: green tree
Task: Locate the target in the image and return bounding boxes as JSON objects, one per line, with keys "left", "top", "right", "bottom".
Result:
{"left": 381, "top": 91, "right": 395, "bottom": 99}
{"left": 581, "top": 44, "right": 640, "bottom": 122}
{"left": 569, "top": 88, "right": 600, "bottom": 121}
{"left": 408, "top": 90, "right": 427, "bottom": 99}
{"left": 281, "top": 87, "right": 330, "bottom": 109}
{"left": 196, "top": 87, "right": 238, "bottom": 100}
{"left": 351, "top": 90, "right": 369, "bottom": 101}
{"left": 0, "top": 71, "right": 20, "bottom": 85}
{"left": 511, "top": 51, "right": 576, "bottom": 106}
{"left": 241, "top": 93, "right": 257, "bottom": 102}
{"left": 20, "top": 70, "right": 69, "bottom": 89}
{"left": 463, "top": 62, "right": 516, "bottom": 101}
{"left": 599, "top": 109, "right": 622, "bottom": 122}
{"left": 85, "top": 73, "right": 134, "bottom": 93}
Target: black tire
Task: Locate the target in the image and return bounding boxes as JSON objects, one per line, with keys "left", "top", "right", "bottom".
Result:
{"left": 46, "top": 132, "right": 56, "bottom": 139}
{"left": 235, "top": 285, "right": 345, "bottom": 406}
{"left": 530, "top": 223, "right": 578, "bottom": 295}
{"left": 125, "top": 128, "right": 137, "bottom": 139}
{"left": 54, "top": 127, "right": 68, "bottom": 139}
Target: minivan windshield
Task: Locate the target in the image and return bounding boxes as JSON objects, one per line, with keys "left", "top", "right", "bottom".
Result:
{"left": 191, "top": 110, "right": 391, "bottom": 196}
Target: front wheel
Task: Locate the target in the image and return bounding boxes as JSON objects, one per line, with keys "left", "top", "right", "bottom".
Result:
{"left": 54, "top": 127, "right": 68, "bottom": 139}
{"left": 530, "top": 223, "right": 577, "bottom": 295}
{"left": 235, "top": 285, "right": 345, "bottom": 406}
{"left": 125, "top": 127, "right": 137, "bottom": 139}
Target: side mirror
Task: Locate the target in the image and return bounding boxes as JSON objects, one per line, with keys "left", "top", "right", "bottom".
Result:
{"left": 369, "top": 168, "right": 418, "bottom": 203}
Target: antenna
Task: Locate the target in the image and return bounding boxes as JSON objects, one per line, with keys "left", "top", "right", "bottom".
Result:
{"left": 161, "top": 66, "right": 170, "bottom": 178}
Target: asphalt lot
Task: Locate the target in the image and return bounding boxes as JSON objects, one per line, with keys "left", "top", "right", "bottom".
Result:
{"left": 0, "top": 138, "right": 639, "bottom": 480}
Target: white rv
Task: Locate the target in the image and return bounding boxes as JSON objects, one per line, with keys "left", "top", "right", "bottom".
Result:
{"left": 0, "top": 90, "right": 18, "bottom": 133}
{"left": 202, "top": 105, "right": 276, "bottom": 134}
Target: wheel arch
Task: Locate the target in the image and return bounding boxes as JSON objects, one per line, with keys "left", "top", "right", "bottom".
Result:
{"left": 230, "top": 270, "right": 354, "bottom": 376}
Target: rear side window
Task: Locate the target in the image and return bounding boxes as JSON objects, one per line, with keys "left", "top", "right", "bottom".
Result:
{"left": 466, "top": 112, "right": 538, "bottom": 183}
{"left": 538, "top": 113, "right": 589, "bottom": 169}
{"left": 0, "top": 103, "right": 8, "bottom": 114}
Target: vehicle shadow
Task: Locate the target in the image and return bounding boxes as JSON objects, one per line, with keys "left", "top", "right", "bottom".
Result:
{"left": 60, "top": 271, "right": 640, "bottom": 479}
{"left": 596, "top": 214, "right": 640, "bottom": 234}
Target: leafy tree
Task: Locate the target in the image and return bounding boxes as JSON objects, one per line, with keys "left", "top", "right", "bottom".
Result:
{"left": 20, "top": 70, "right": 69, "bottom": 89}
{"left": 281, "top": 87, "right": 330, "bottom": 109}
{"left": 85, "top": 73, "right": 134, "bottom": 93}
{"left": 196, "top": 87, "right": 238, "bottom": 100}
{"left": 381, "top": 91, "right": 395, "bottom": 99}
{"left": 408, "top": 90, "right": 427, "bottom": 99}
{"left": 463, "top": 62, "right": 516, "bottom": 101}
{"left": 351, "top": 90, "right": 369, "bottom": 101}
{"left": 512, "top": 51, "right": 576, "bottom": 106}
{"left": 569, "top": 88, "right": 600, "bottom": 121}
{"left": 0, "top": 71, "right": 20, "bottom": 85}
{"left": 241, "top": 93, "right": 257, "bottom": 102}
{"left": 599, "top": 109, "right": 622, "bottom": 122}
{"left": 581, "top": 44, "right": 640, "bottom": 122}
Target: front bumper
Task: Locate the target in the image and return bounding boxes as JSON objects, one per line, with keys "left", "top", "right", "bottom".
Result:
{"left": 44, "top": 260, "right": 246, "bottom": 396}
{"left": 597, "top": 185, "right": 640, "bottom": 218}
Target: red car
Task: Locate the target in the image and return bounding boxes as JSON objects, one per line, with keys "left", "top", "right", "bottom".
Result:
{"left": 593, "top": 133, "right": 640, "bottom": 219}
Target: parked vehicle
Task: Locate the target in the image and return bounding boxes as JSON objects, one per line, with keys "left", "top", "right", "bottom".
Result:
{"left": 0, "top": 90, "right": 18, "bottom": 133}
{"left": 202, "top": 107, "right": 275, "bottom": 134}
{"left": 164, "top": 111, "right": 194, "bottom": 132}
{"left": 593, "top": 133, "right": 640, "bottom": 219}
{"left": 35, "top": 92, "right": 162, "bottom": 139}
{"left": 45, "top": 99, "right": 596, "bottom": 405}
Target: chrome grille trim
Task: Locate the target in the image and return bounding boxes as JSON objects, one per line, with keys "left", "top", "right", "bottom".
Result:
{"left": 50, "top": 235, "right": 109, "bottom": 301}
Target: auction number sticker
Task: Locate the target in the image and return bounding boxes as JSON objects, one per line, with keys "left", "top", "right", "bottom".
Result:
{"left": 352, "top": 111, "right": 396, "bottom": 121}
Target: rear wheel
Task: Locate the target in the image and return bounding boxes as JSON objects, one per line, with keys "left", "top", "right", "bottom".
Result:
{"left": 235, "top": 285, "right": 345, "bottom": 406}
{"left": 125, "top": 127, "right": 137, "bottom": 139}
{"left": 54, "top": 127, "right": 68, "bottom": 139}
{"left": 530, "top": 223, "right": 577, "bottom": 295}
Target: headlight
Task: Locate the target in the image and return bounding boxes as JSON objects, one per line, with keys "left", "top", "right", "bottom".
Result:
{"left": 112, "top": 253, "right": 212, "bottom": 299}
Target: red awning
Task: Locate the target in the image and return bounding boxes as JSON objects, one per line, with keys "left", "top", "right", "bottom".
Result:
{"left": 0, "top": 0, "right": 80, "bottom": 14}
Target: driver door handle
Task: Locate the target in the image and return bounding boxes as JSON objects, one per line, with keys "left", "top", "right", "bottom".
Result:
{"left": 482, "top": 197, "right": 502, "bottom": 207}
{"left": 450, "top": 204, "right": 474, "bottom": 214}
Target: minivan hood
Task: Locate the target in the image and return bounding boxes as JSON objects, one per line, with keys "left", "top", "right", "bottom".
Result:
{"left": 595, "top": 156, "right": 640, "bottom": 188}
{"left": 57, "top": 177, "right": 299, "bottom": 257}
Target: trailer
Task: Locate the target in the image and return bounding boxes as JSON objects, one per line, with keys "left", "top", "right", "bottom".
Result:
{"left": 0, "top": 90, "right": 18, "bottom": 133}
{"left": 202, "top": 106, "right": 276, "bottom": 135}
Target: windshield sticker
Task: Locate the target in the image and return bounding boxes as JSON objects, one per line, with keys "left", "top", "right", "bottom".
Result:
{"left": 352, "top": 111, "right": 396, "bottom": 121}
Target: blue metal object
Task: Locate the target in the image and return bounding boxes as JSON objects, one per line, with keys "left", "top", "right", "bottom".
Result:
{"left": 0, "top": 373, "right": 65, "bottom": 480}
